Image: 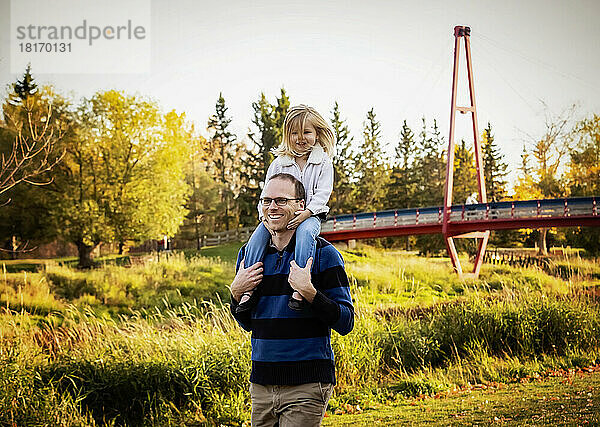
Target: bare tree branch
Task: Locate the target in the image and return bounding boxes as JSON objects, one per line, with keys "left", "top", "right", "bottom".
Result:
{"left": 0, "top": 98, "right": 66, "bottom": 197}
{"left": 0, "top": 240, "right": 37, "bottom": 254}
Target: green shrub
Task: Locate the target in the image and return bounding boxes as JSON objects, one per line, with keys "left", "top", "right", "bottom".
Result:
{"left": 0, "top": 272, "right": 65, "bottom": 315}
{"left": 379, "top": 295, "right": 600, "bottom": 371}
{"left": 41, "top": 355, "right": 250, "bottom": 426}
{"left": 0, "top": 355, "right": 97, "bottom": 426}
{"left": 43, "top": 253, "right": 234, "bottom": 315}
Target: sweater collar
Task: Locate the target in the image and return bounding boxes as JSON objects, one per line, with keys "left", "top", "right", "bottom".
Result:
{"left": 267, "top": 233, "right": 296, "bottom": 253}
{"left": 280, "top": 144, "right": 325, "bottom": 166}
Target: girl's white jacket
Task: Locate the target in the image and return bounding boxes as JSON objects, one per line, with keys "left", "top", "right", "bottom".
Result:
{"left": 258, "top": 144, "right": 333, "bottom": 219}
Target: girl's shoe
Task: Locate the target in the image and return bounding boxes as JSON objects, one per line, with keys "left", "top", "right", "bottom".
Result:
{"left": 236, "top": 291, "right": 259, "bottom": 314}
{"left": 288, "top": 295, "right": 307, "bottom": 311}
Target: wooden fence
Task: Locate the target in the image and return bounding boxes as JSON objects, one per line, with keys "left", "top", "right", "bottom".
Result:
{"left": 483, "top": 250, "right": 552, "bottom": 268}
{"left": 201, "top": 227, "right": 254, "bottom": 247}
{"left": 482, "top": 248, "right": 582, "bottom": 269}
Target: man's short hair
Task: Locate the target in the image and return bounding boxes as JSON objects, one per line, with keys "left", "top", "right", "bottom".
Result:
{"left": 268, "top": 173, "right": 306, "bottom": 202}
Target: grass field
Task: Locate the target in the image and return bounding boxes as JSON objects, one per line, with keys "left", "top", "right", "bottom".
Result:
{"left": 324, "top": 369, "right": 600, "bottom": 425}
{"left": 1, "top": 243, "right": 599, "bottom": 425}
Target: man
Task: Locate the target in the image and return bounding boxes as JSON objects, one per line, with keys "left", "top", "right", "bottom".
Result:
{"left": 230, "top": 173, "right": 354, "bottom": 427}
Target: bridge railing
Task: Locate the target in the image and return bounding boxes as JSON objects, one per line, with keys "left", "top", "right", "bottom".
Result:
{"left": 199, "top": 197, "right": 597, "bottom": 244}
{"left": 321, "top": 197, "right": 598, "bottom": 232}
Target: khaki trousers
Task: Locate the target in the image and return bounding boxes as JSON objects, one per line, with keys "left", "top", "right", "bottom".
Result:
{"left": 249, "top": 382, "right": 334, "bottom": 427}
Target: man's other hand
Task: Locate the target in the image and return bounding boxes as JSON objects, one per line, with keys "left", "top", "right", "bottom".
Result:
{"left": 230, "top": 258, "right": 263, "bottom": 302}
{"left": 288, "top": 257, "right": 317, "bottom": 302}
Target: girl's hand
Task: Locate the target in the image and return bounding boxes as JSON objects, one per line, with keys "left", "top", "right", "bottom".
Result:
{"left": 287, "top": 209, "right": 312, "bottom": 229}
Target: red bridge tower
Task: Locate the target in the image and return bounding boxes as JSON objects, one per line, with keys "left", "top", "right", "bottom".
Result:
{"left": 443, "top": 26, "right": 489, "bottom": 279}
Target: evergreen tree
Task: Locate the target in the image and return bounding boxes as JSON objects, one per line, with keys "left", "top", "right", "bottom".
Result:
{"left": 387, "top": 120, "right": 415, "bottom": 209}
{"left": 248, "top": 89, "right": 290, "bottom": 183}
{"left": 354, "top": 108, "right": 389, "bottom": 212}
{"left": 477, "top": 122, "right": 517, "bottom": 250}
{"left": 8, "top": 64, "right": 38, "bottom": 106}
{"left": 453, "top": 139, "right": 477, "bottom": 204}
{"left": 481, "top": 123, "right": 508, "bottom": 202}
{"left": 430, "top": 119, "right": 446, "bottom": 199}
{"left": 412, "top": 118, "right": 447, "bottom": 255}
{"left": 207, "top": 93, "right": 237, "bottom": 230}
{"left": 329, "top": 101, "right": 355, "bottom": 215}
{"left": 396, "top": 120, "right": 414, "bottom": 170}
{"left": 272, "top": 90, "right": 289, "bottom": 148}
{"left": 413, "top": 118, "right": 445, "bottom": 208}
{"left": 386, "top": 120, "right": 417, "bottom": 249}
{"left": 519, "top": 144, "right": 531, "bottom": 177}
{"left": 238, "top": 89, "right": 290, "bottom": 226}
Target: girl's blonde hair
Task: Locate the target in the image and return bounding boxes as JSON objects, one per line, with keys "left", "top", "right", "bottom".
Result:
{"left": 273, "top": 104, "right": 335, "bottom": 158}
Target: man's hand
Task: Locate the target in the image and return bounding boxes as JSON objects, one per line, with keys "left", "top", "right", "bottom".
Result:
{"left": 230, "top": 258, "right": 263, "bottom": 302}
{"left": 287, "top": 209, "right": 312, "bottom": 230}
{"left": 288, "top": 257, "right": 316, "bottom": 302}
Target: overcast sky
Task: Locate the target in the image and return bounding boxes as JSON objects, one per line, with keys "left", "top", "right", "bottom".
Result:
{"left": 1, "top": 0, "right": 599, "bottom": 191}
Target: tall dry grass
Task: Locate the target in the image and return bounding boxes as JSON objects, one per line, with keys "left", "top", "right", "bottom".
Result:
{"left": 1, "top": 245, "right": 599, "bottom": 425}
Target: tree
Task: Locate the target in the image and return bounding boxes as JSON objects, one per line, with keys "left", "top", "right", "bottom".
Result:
{"left": 412, "top": 118, "right": 446, "bottom": 255}
{"left": 478, "top": 123, "right": 514, "bottom": 247}
{"left": 49, "top": 90, "right": 190, "bottom": 267}
{"left": 180, "top": 165, "right": 221, "bottom": 250}
{"left": 510, "top": 144, "right": 544, "bottom": 248}
{"left": 481, "top": 122, "right": 508, "bottom": 202}
{"left": 565, "top": 114, "right": 600, "bottom": 255}
{"left": 446, "top": 139, "right": 480, "bottom": 256}
{"left": 329, "top": 101, "right": 355, "bottom": 215}
{"left": 429, "top": 119, "right": 446, "bottom": 200}
{"left": 239, "top": 89, "right": 289, "bottom": 226}
{"left": 176, "top": 127, "right": 229, "bottom": 250}
{"left": 0, "top": 66, "right": 65, "bottom": 202}
{"left": 386, "top": 120, "right": 417, "bottom": 249}
{"left": 513, "top": 145, "right": 543, "bottom": 200}
{"left": 413, "top": 118, "right": 445, "bottom": 208}
{"left": 388, "top": 120, "right": 415, "bottom": 209}
{"left": 0, "top": 68, "right": 69, "bottom": 257}
{"left": 567, "top": 114, "right": 600, "bottom": 196}
{"left": 453, "top": 139, "right": 477, "bottom": 204}
{"left": 353, "top": 108, "right": 389, "bottom": 212}
{"left": 513, "top": 107, "right": 574, "bottom": 254}
{"left": 248, "top": 89, "right": 290, "bottom": 183}
{"left": 207, "top": 93, "right": 237, "bottom": 230}
{"left": 8, "top": 64, "right": 38, "bottom": 105}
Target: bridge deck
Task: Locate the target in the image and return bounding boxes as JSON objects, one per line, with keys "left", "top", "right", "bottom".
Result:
{"left": 320, "top": 197, "right": 599, "bottom": 242}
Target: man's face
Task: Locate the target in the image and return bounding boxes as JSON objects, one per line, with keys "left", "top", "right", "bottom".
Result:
{"left": 262, "top": 178, "right": 304, "bottom": 232}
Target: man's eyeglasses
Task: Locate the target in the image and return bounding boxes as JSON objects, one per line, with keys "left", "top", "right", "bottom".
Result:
{"left": 260, "top": 197, "right": 302, "bottom": 206}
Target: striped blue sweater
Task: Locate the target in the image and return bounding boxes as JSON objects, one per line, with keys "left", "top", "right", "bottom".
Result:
{"left": 231, "top": 235, "right": 354, "bottom": 385}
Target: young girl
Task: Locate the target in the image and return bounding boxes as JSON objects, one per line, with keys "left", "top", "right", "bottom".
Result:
{"left": 236, "top": 104, "right": 335, "bottom": 313}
